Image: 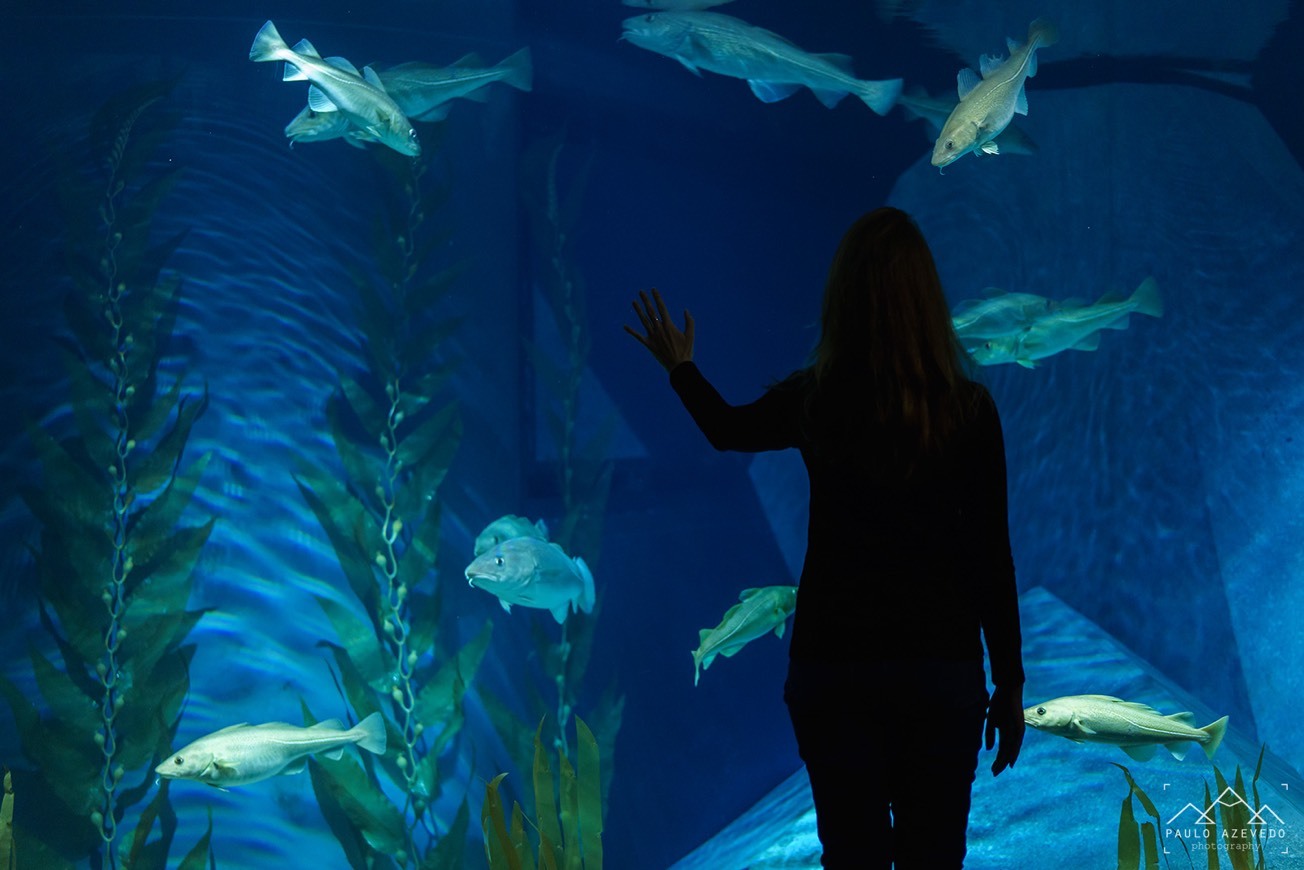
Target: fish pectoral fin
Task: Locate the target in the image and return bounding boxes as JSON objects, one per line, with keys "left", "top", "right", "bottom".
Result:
{"left": 499, "top": 599, "right": 513, "bottom": 615}
{"left": 322, "top": 747, "right": 345, "bottom": 761}
{"left": 283, "top": 759, "right": 310, "bottom": 774}
{"left": 747, "top": 80, "right": 801, "bottom": 104}
{"left": 674, "top": 56, "right": 703, "bottom": 77}
{"left": 1121, "top": 744, "right": 1158, "bottom": 762}
{"left": 549, "top": 604, "right": 570, "bottom": 624}
{"left": 1071, "top": 716, "right": 1097, "bottom": 736}
{"left": 213, "top": 760, "right": 239, "bottom": 778}
{"left": 981, "top": 141, "right": 1001, "bottom": 155}
{"left": 307, "top": 87, "right": 340, "bottom": 113}
{"left": 1015, "top": 85, "right": 1029, "bottom": 116}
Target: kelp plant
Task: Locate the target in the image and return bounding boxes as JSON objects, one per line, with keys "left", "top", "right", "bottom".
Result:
{"left": 479, "top": 133, "right": 623, "bottom": 826}
{"left": 295, "top": 144, "right": 491, "bottom": 870}
{"left": 1114, "top": 745, "right": 1277, "bottom": 870}
{"left": 0, "top": 80, "right": 214, "bottom": 868}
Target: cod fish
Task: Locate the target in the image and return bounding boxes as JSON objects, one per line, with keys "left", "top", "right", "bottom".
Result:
{"left": 156, "top": 713, "right": 386, "bottom": 788}
{"left": 932, "top": 18, "right": 1058, "bottom": 167}
{"left": 249, "top": 20, "right": 420, "bottom": 156}
{"left": 951, "top": 290, "right": 1061, "bottom": 341}
{"left": 1025, "top": 695, "right": 1229, "bottom": 762}
{"left": 473, "top": 514, "right": 549, "bottom": 557}
{"left": 898, "top": 86, "right": 1037, "bottom": 157}
{"left": 965, "top": 277, "right": 1162, "bottom": 368}
{"left": 623, "top": 0, "right": 735, "bottom": 9}
{"left": 286, "top": 49, "right": 533, "bottom": 147}
{"left": 692, "top": 585, "right": 797, "bottom": 685}
{"left": 466, "top": 537, "right": 595, "bottom": 624}
{"left": 622, "top": 11, "right": 902, "bottom": 115}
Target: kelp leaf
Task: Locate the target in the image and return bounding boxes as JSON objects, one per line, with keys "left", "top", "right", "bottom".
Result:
{"left": 404, "top": 262, "right": 462, "bottom": 315}
{"left": 0, "top": 676, "right": 40, "bottom": 749}
{"left": 406, "top": 586, "right": 443, "bottom": 664}
{"left": 481, "top": 773, "right": 521, "bottom": 870}
{"left": 58, "top": 346, "right": 114, "bottom": 469}
{"left": 1119, "top": 791, "right": 1141, "bottom": 869}
{"left": 557, "top": 751, "right": 579, "bottom": 870}
{"left": 307, "top": 750, "right": 371, "bottom": 870}
{"left": 413, "top": 621, "right": 491, "bottom": 740}
{"left": 588, "top": 684, "right": 624, "bottom": 810}
{"left": 29, "top": 645, "right": 97, "bottom": 735}
{"left": 26, "top": 718, "right": 101, "bottom": 817}
{"left": 532, "top": 723, "right": 561, "bottom": 868}
{"left": 479, "top": 689, "right": 536, "bottom": 808}
{"left": 400, "top": 318, "right": 464, "bottom": 376}
{"left": 130, "top": 372, "right": 184, "bottom": 445}
{"left": 397, "top": 366, "right": 455, "bottom": 421}
{"left": 35, "top": 599, "right": 100, "bottom": 699}
{"left": 327, "top": 392, "right": 384, "bottom": 518}
{"left": 421, "top": 798, "right": 469, "bottom": 870}
{"left": 523, "top": 339, "right": 568, "bottom": 404}
{"left": 1140, "top": 822, "right": 1158, "bottom": 870}
{"left": 1, "top": 770, "right": 13, "bottom": 870}
{"left": 294, "top": 474, "right": 384, "bottom": 636}
{"left": 126, "top": 518, "right": 215, "bottom": 605}
{"left": 126, "top": 777, "right": 174, "bottom": 870}
{"left": 341, "top": 376, "right": 388, "bottom": 441}
{"left": 395, "top": 402, "right": 460, "bottom": 474}
{"left": 22, "top": 423, "right": 110, "bottom": 534}
{"left": 114, "top": 645, "right": 195, "bottom": 773}
{"left": 316, "top": 598, "right": 391, "bottom": 689}
{"left": 397, "top": 503, "right": 442, "bottom": 595}
{"left": 128, "top": 451, "right": 212, "bottom": 555}
{"left": 130, "top": 387, "right": 208, "bottom": 494}
{"left": 310, "top": 754, "right": 406, "bottom": 856}
{"left": 575, "top": 717, "right": 602, "bottom": 870}
{"left": 176, "top": 807, "right": 214, "bottom": 870}
{"left": 510, "top": 801, "right": 537, "bottom": 870}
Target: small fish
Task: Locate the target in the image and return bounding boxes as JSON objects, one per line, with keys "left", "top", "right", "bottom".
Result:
{"left": 473, "top": 514, "right": 549, "bottom": 557}
{"left": 156, "top": 713, "right": 387, "bottom": 788}
{"left": 249, "top": 20, "right": 420, "bottom": 156}
{"left": 1024, "top": 695, "right": 1229, "bottom": 762}
{"left": 622, "top": 0, "right": 735, "bottom": 9}
{"left": 898, "top": 86, "right": 1037, "bottom": 157}
{"left": 932, "top": 18, "right": 1058, "bottom": 167}
{"left": 465, "top": 537, "right": 594, "bottom": 624}
{"left": 950, "top": 290, "right": 1061, "bottom": 340}
{"left": 692, "top": 586, "right": 797, "bottom": 685}
{"left": 621, "top": 11, "right": 902, "bottom": 115}
{"left": 965, "top": 277, "right": 1162, "bottom": 368}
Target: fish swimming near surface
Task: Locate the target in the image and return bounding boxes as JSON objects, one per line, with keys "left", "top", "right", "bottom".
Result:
{"left": 285, "top": 49, "right": 533, "bottom": 148}
{"left": 465, "top": 536, "right": 595, "bottom": 624}
{"left": 621, "top": 11, "right": 902, "bottom": 115}
{"left": 964, "top": 276, "right": 1162, "bottom": 368}
{"left": 249, "top": 20, "right": 421, "bottom": 156}
{"left": 156, "top": 713, "right": 387, "bottom": 789}
{"left": 692, "top": 585, "right": 797, "bottom": 685}
{"left": 473, "top": 514, "right": 549, "bottom": 557}
{"left": 932, "top": 18, "right": 1058, "bottom": 167}
{"left": 898, "top": 86, "right": 1037, "bottom": 157}
{"left": 1024, "top": 695, "right": 1229, "bottom": 762}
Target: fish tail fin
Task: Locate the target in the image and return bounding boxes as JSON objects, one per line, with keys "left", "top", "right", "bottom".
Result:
{"left": 353, "top": 711, "right": 388, "bottom": 756}
{"left": 692, "top": 649, "right": 701, "bottom": 686}
{"left": 1029, "top": 18, "right": 1059, "bottom": 49}
{"left": 1129, "top": 276, "right": 1163, "bottom": 318}
{"left": 1201, "top": 716, "right": 1229, "bottom": 760}
{"left": 498, "top": 47, "right": 534, "bottom": 92}
{"left": 856, "top": 77, "right": 903, "bottom": 116}
{"left": 249, "top": 20, "right": 288, "bottom": 63}
{"left": 574, "top": 556, "right": 596, "bottom": 614}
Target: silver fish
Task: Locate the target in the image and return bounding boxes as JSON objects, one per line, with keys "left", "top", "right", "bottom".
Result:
{"left": 932, "top": 18, "right": 1058, "bottom": 167}
{"left": 950, "top": 290, "right": 1061, "bottom": 340}
{"left": 473, "top": 514, "right": 549, "bottom": 557}
{"left": 249, "top": 20, "right": 420, "bottom": 156}
{"left": 1025, "top": 695, "right": 1228, "bottom": 762}
{"left": 156, "top": 713, "right": 387, "bottom": 788}
{"left": 898, "top": 86, "right": 1037, "bottom": 156}
{"left": 621, "top": 11, "right": 902, "bottom": 115}
{"left": 465, "top": 537, "right": 595, "bottom": 624}
{"left": 965, "top": 277, "right": 1162, "bottom": 368}
{"left": 692, "top": 586, "right": 797, "bottom": 685}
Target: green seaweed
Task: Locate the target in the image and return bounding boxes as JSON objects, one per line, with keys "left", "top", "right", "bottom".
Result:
{"left": 1, "top": 79, "right": 212, "bottom": 869}
{"left": 482, "top": 717, "right": 603, "bottom": 870}
{"left": 298, "top": 142, "right": 488, "bottom": 868}
{"left": 1, "top": 769, "right": 14, "bottom": 870}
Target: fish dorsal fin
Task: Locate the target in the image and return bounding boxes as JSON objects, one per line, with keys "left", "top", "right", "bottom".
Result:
{"left": 325, "top": 56, "right": 362, "bottom": 75}
{"left": 1121, "top": 744, "right": 1157, "bottom": 762}
{"left": 308, "top": 87, "right": 340, "bottom": 113}
{"left": 957, "top": 68, "right": 981, "bottom": 99}
{"left": 1006, "top": 36, "right": 1021, "bottom": 56}
{"left": 1078, "top": 694, "right": 1126, "bottom": 703}
{"left": 698, "top": 629, "right": 713, "bottom": 644}
{"left": 362, "top": 66, "right": 386, "bottom": 90}
{"left": 979, "top": 53, "right": 1004, "bottom": 77}
{"left": 748, "top": 80, "right": 801, "bottom": 103}
{"left": 738, "top": 588, "right": 761, "bottom": 600}
{"left": 293, "top": 38, "right": 322, "bottom": 59}
{"left": 1166, "top": 711, "right": 1197, "bottom": 725}
{"left": 449, "top": 52, "right": 485, "bottom": 68}
{"left": 311, "top": 719, "right": 344, "bottom": 731}
{"left": 1014, "top": 85, "right": 1029, "bottom": 115}
{"left": 812, "top": 52, "right": 855, "bottom": 74}
{"left": 719, "top": 601, "right": 745, "bottom": 622}
{"left": 211, "top": 722, "right": 248, "bottom": 734}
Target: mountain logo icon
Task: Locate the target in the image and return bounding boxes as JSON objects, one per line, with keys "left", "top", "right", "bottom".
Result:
{"left": 1165, "top": 787, "right": 1286, "bottom": 827}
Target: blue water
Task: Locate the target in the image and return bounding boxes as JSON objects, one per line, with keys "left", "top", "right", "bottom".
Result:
{"left": 2, "top": 1, "right": 1303, "bottom": 868}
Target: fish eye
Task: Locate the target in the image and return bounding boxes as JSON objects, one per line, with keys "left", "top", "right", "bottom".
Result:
{"left": 945, "top": 141, "right": 955, "bottom": 151}
{"left": 1036, "top": 707, "right": 1046, "bottom": 715}
{"left": 495, "top": 556, "right": 504, "bottom": 566}
{"left": 173, "top": 756, "right": 184, "bottom": 765}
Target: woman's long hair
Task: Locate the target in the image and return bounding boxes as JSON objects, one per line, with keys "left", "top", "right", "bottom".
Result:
{"left": 801, "top": 207, "right": 975, "bottom": 475}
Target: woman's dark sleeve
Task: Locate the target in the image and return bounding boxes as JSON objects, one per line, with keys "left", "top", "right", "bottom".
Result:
{"left": 968, "top": 389, "right": 1025, "bottom": 688}
{"left": 668, "top": 361, "right": 802, "bottom": 452}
